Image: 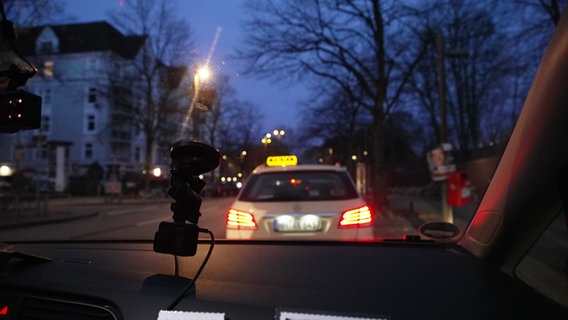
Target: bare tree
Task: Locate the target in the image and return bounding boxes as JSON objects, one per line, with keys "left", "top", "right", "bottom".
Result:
{"left": 237, "top": 0, "right": 429, "bottom": 209}
{"left": 299, "top": 85, "right": 368, "bottom": 164}
{"left": 404, "top": 1, "right": 516, "bottom": 159}
{"left": 200, "top": 74, "right": 233, "bottom": 148}
{"left": 106, "top": 0, "right": 195, "bottom": 188}
{"left": 217, "top": 99, "right": 266, "bottom": 176}
{"left": 5, "top": 0, "right": 65, "bottom": 27}
{"left": 502, "top": 0, "right": 568, "bottom": 124}
{"left": 220, "top": 100, "right": 265, "bottom": 151}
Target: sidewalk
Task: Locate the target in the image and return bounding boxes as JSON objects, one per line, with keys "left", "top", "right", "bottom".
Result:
{"left": 0, "top": 195, "right": 171, "bottom": 230}
{"left": 386, "top": 194, "right": 477, "bottom": 232}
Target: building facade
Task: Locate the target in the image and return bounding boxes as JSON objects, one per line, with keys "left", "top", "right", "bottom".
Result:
{"left": 0, "top": 21, "right": 178, "bottom": 193}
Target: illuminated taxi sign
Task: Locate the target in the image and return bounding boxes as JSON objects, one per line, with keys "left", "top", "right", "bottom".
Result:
{"left": 266, "top": 155, "right": 298, "bottom": 167}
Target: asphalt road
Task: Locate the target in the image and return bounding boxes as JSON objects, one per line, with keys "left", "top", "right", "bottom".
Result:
{"left": 0, "top": 197, "right": 234, "bottom": 242}
{"left": 0, "top": 194, "right": 476, "bottom": 242}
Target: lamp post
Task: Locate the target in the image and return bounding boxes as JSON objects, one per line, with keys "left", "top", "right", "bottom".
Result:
{"left": 180, "top": 65, "right": 210, "bottom": 139}
{"left": 191, "top": 66, "right": 210, "bottom": 140}
{"left": 261, "top": 133, "right": 272, "bottom": 148}
{"left": 272, "top": 129, "right": 285, "bottom": 139}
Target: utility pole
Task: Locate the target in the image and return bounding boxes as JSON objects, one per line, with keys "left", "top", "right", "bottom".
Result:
{"left": 436, "top": 32, "right": 453, "bottom": 223}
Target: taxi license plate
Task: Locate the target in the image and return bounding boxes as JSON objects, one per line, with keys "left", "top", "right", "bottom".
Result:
{"left": 274, "top": 215, "right": 323, "bottom": 232}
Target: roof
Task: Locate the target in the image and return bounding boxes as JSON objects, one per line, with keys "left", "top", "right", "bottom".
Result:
{"left": 17, "top": 21, "right": 146, "bottom": 59}
{"left": 252, "top": 164, "right": 348, "bottom": 174}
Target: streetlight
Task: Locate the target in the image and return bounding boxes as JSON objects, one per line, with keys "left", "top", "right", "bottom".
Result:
{"left": 196, "top": 67, "right": 210, "bottom": 83}
{"left": 272, "top": 129, "right": 285, "bottom": 137}
{"left": 0, "top": 164, "right": 13, "bottom": 177}
{"left": 261, "top": 133, "right": 272, "bottom": 146}
{"left": 261, "top": 133, "right": 273, "bottom": 157}
{"left": 193, "top": 66, "right": 211, "bottom": 112}
{"left": 180, "top": 65, "right": 211, "bottom": 138}
{"left": 192, "top": 65, "right": 211, "bottom": 139}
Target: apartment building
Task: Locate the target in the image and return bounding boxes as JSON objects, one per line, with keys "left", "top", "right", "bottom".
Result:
{"left": 0, "top": 21, "right": 184, "bottom": 193}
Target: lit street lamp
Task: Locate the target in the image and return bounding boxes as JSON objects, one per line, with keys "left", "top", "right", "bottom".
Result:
{"left": 193, "top": 66, "right": 210, "bottom": 110}
{"left": 261, "top": 133, "right": 272, "bottom": 146}
{"left": 272, "top": 129, "right": 285, "bottom": 138}
{"left": 180, "top": 65, "right": 211, "bottom": 138}
{"left": 0, "top": 164, "right": 14, "bottom": 177}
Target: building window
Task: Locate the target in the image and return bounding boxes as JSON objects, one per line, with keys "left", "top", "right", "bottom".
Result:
{"left": 41, "top": 115, "right": 50, "bottom": 132}
{"left": 39, "top": 41, "right": 53, "bottom": 53}
{"left": 86, "top": 114, "right": 96, "bottom": 132}
{"left": 84, "top": 143, "right": 93, "bottom": 160}
{"left": 88, "top": 87, "right": 97, "bottom": 103}
{"left": 134, "top": 146, "right": 141, "bottom": 162}
{"left": 43, "top": 88, "right": 52, "bottom": 105}
{"left": 87, "top": 58, "right": 100, "bottom": 71}
{"left": 35, "top": 144, "right": 48, "bottom": 160}
{"left": 43, "top": 60, "right": 54, "bottom": 77}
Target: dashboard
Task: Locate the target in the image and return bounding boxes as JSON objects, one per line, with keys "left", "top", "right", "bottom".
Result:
{"left": 1, "top": 240, "right": 567, "bottom": 320}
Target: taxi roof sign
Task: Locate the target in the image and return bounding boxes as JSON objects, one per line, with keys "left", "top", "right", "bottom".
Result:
{"left": 266, "top": 155, "right": 298, "bottom": 167}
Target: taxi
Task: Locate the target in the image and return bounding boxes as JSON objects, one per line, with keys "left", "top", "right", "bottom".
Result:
{"left": 225, "top": 156, "right": 375, "bottom": 240}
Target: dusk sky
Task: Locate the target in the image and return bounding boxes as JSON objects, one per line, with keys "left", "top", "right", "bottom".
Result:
{"left": 62, "top": 0, "right": 305, "bottom": 134}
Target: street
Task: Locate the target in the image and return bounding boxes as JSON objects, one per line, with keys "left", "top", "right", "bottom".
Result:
{"left": 0, "top": 197, "right": 235, "bottom": 241}
{"left": 0, "top": 194, "right": 478, "bottom": 242}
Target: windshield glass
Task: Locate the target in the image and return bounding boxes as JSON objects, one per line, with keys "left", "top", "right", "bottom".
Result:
{"left": 0, "top": 0, "right": 563, "bottom": 243}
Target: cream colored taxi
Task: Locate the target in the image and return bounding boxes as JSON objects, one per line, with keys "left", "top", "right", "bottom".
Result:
{"left": 226, "top": 156, "right": 375, "bottom": 240}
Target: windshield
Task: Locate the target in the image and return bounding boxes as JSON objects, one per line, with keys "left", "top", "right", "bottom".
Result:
{"left": 0, "top": 0, "right": 562, "bottom": 243}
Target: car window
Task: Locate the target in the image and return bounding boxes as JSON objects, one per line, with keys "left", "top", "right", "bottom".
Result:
{"left": 239, "top": 171, "right": 359, "bottom": 202}
{"left": 515, "top": 211, "right": 568, "bottom": 307}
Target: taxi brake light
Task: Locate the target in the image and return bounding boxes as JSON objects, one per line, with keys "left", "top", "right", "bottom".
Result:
{"left": 289, "top": 178, "right": 302, "bottom": 185}
{"left": 338, "top": 205, "right": 374, "bottom": 228}
{"left": 227, "top": 208, "right": 258, "bottom": 230}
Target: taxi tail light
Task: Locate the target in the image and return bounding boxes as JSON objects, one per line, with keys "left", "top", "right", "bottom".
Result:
{"left": 338, "top": 205, "right": 374, "bottom": 228}
{"left": 227, "top": 208, "right": 258, "bottom": 230}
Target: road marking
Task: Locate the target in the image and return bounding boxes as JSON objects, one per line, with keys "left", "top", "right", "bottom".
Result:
{"left": 106, "top": 206, "right": 160, "bottom": 216}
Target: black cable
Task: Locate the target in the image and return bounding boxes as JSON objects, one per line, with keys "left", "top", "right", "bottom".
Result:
{"left": 166, "top": 229, "right": 215, "bottom": 311}
{"left": 174, "top": 255, "right": 179, "bottom": 276}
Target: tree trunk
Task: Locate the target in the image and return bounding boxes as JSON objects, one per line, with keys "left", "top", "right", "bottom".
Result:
{"left": 144, "top": 133, "right": 154, "bottom": 191}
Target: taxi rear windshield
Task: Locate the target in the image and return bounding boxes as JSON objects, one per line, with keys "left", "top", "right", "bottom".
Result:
{"left": 239, "top": 171, "right": 359, "bottom": 201}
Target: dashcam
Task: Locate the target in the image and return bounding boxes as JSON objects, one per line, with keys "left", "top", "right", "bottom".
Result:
{"left": 0, "top": 90, "right": 42, "bottom": 133}
{"left": 154, "top": 222, "right": 200, "bottom": 256}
